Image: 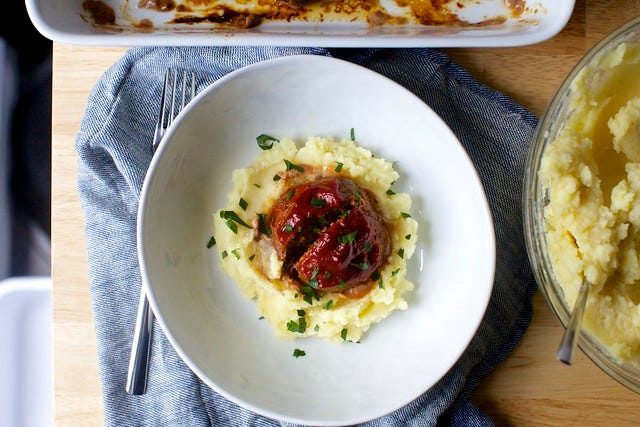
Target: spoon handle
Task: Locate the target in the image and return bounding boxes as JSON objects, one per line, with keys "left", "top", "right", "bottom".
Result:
{"left": 556, "top": 280, "right": 590, "bottom": 365}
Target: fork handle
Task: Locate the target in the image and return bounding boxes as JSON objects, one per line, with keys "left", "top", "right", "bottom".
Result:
{"left": 126, "top": 288, "right": 154, "bottom": 395}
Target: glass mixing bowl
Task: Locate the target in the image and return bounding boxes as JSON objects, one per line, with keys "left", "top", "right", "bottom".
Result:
{"left": 523, "top": 16, "right": 640, "bottom": 393}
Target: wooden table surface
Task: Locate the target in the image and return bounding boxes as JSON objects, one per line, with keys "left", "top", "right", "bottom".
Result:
{"left": 52, "top": 1, "right": 640, "bottom": 425}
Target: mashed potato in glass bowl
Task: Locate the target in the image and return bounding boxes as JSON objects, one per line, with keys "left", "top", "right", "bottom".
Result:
{"left": 524, "top": 16, "right": 640, "bottom": 392}
{"left": 213, "top": 136, "right": 418, "bottom": 343}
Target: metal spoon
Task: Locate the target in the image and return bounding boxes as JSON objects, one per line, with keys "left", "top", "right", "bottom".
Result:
{"left": 556, "top": 279, "right": 590, "bottom": 365}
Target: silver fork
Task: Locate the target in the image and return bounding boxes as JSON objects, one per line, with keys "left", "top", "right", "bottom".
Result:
{"left": 126, "top": 69, "right": 196, "bottom": 395}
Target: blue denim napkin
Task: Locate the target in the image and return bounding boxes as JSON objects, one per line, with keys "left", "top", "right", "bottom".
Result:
{"left": 76, "top": 47, "right": 537, "bottom": 426}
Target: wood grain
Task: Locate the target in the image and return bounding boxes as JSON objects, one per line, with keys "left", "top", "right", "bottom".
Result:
{"left": 52, "top": 45, "right": 126, "bottom": 426}
{"left": 52, "top": 1, "right": 640, "bottom": 424}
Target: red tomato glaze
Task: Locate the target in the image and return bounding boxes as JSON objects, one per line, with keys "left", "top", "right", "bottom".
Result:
{"left": 270, "top": 176, "right": 390, "bottom": 293}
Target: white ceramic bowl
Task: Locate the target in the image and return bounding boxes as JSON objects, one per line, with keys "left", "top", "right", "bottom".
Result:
{"left": 138, "top": 55, "right": 495, "bottom": 425}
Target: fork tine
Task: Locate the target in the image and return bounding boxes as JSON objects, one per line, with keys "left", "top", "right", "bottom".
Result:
{"left": 152, "top": 69, "right": 171, "bottom": 152}
{"left": 168, "top": 69, "right": 178, "bottom": 128}
{"left": 180, "top": 70, "right": 188, "bottom": 110}
{"left": 160, "top": 69, "right": 170, "bottom": 131}
{"left": 190, "top": 72, "right": 195, "bottom": 101}
{"left": 153, "top": 69, "right": 196, "bottom": 153}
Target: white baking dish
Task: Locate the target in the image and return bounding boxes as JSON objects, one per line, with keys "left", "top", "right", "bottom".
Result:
{"left": 26, "top": 0, "right": 574, "bottom": 47}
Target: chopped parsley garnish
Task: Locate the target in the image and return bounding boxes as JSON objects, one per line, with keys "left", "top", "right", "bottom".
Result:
{"left": 297, "top": 309, "right": 306, "bottom": 317}
{"left": 231, "top": 248, "right": 241, "bottom": 259}
{"left": 401, "top": 212, "right": 412, "bottom": 219}
{"left": 341, "top": 328, "right": 348, "bottom": 340}
{"left": 310, "top": 197, "right": 326, "bottom": 208}
{"left": 371, "top": 271, "right": 384, "bottom": 289}
{"left": 256, "top": 134, "right": 279, "bottom": 150}
{"left": 284, "top": 159, "right": 304, "bottom": 173}
{"left": 338, "top": 279, "right": 346, "bottom": 290}
{"left": 219, "top": 210, "right": 252, "bottom": 229}
{"left": 287, "top": 318, "right": 307, "bottom": 333}
{"left": 386, "top": 189, "right": 396, "bottom": 196}
{"left": 225, "top": 220, "right": 238, "bottom": 234}
{"left": 206, "top": 236, "right": 216, "bottom": 248}
{"left": 284, "top": 223, "right": 294, "bottom": 233}
{"left": 351, "top": 262, "right": 369, "bottom": 270}
{"left": 364, "top": 242, "right": 372, "bottom": 252}
{"left": 248, "top": 254, "right": 255, "bottom": 261}
{"left": 323, "top": 300, "right": 334, "bottom": 310}
{"left": 258, "top": 316, "right": 264, "bottom": 320}
{"left": 405, "top": 234, "right": 411, "bottom": 240}
{"left": 335, "top": 161, "right": 344, "bottom": 172}
{"left": 350, "top": 128, "right": 355, "bottom": 141}
{"left": 253, "top": 183, "right": 261, "bottom": 188}
{"left": 338, "top": 209, "right": 351, "bottom": 219}
{"left": 300, "top": 285, "right": 322, "bottom": 305}
{"left": 309, "top": 267, "right": 319, "bottom": 287}
{"left": 221, "top": 250, "right": 228, "bottom": 259}
{"left": 391, "top": 268, "right": 401, "bottom": 276}
{"left": 293, "top": 349, "right": 306, "bottom": 358}
{"left": 314, "top": 324, "right": 320, "bottom": 332}
{"left": 354, "top": 191, "right": 361, "bottom": 202}
{"left": 287, "top": 309, "right": 307, "bottom": 333}
{"left": 338, "top": 231, "right": 357, "bottom": 244}
{"left": 286, "top": 190, "right": 295, "bottom": 200}
{"left": 257, "top": 213, "right": 271, "bottom": 236}
{"left": 239, "top": 198, "right": 248, "bottom": 211}
{"left": 324, "top": 271, "right": 331, "bottom": 278}
{"left": 397, "top": 248, "right": 405, "bottom": 259}
{"left": 273, "top": 174, "right": 281, "bottom": 181}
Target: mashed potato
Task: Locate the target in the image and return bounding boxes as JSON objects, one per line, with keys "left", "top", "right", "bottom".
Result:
{"left": 540, "top": 42, "right": 640, "bottom": 361}
{"left": 213, "top": 136, "right": 418, "bottom": 343}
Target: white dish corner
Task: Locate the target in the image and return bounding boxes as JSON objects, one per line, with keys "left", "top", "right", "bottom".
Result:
{"left": 0, "top": 276, "right": 53, "bottom": 427}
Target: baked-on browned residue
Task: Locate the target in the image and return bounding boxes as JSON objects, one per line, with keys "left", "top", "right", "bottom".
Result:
{"left": 83, "top": 0, "right": 535, "bottom": 30}
{"left": 173, "top": 8, "right": 263, "bottom": 29}
{"left": 163, "top": 0, "right": 469, "bottom": 27}
{"left": 82, "top": 0, "right": 116, "bottom": 25}
{"left": 505, "top": 0, "right": 526, "bottom": 17}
